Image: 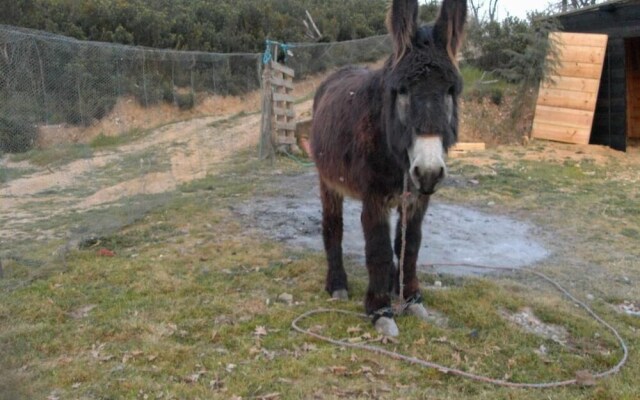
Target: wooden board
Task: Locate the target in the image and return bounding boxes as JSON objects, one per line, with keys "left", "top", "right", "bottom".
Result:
{"left": 449, "top": 142, "right": 486, "bottom": 157}
{"left": 270, "top": 59, "right": 297, "bottom": 148}
{"left": 532, "top": 32, "right": 608, "bottom": 144}
{"left": 270, "top": 61, "right": 295, "bottom": 78}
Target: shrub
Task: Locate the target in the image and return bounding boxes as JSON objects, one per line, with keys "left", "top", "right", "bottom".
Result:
{"left": 0, "top": 116, "right": 38, "bottom": 154}
{"left": 175, "top": 92, "right": 196, "bottom": 110}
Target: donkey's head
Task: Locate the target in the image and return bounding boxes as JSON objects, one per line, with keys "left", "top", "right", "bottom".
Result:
{"left": 384, "top": 0, "right": 467, "bottom": 195}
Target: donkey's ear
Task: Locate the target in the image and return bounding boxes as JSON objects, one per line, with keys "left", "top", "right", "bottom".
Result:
{"left": 386, "top": 0, "right": 419, "bottom": 63}
{"left": 434, "top": 0, "right": 467, "bottom": 63}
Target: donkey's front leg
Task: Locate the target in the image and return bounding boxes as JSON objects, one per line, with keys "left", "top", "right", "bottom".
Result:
{"left": 395, "top": 196, "right": 430, "bottom": 320}
{"left": 362, "top": 197, "right": 398, "bottom": 336}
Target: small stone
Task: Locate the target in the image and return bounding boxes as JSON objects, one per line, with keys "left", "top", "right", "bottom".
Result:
{"left": 622, "top": 276, "right": 631, "bottom": 284}
{"left": 434, "top": 281, "right": 443, "bottom": 287}
{"left": 586, "top": 294, "right": 595, "bottom": 301}
{"left": 487, "top": 201, "right": 496, "bottom": 206}
{"left": 534, "top": 344, "right": 548, "bottom": 356}
{"left": 277, "top": 293, "right": 294, "bottom": 305}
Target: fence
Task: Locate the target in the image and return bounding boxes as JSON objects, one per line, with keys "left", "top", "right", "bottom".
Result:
{"left": 0, "top": 24, "right": 392, "bottom": 273}
{"left": 0, "top": 24, "right": 263, "bottom": 152}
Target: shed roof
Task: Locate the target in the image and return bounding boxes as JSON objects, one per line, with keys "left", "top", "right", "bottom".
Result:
{"left": 551, "top": 0, "right": 640, "bottom": 19}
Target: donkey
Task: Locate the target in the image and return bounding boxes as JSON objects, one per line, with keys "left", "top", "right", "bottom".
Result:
{"left": 310, "top": 0, "right": 467, "bottom": 336}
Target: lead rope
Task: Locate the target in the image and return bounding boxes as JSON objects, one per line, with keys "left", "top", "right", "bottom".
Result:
{"left": 395, "top": 173, "right": 410, "bottom": 313}
{"left": 292, "top": 263, "right": 629, "bottom": 388}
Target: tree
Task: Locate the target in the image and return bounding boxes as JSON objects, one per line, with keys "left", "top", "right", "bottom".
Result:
{"left": 560, "top": 0, "right": 600, "bottom": 12}
{"left": 469, "top": 0, "right": 499, "bottom": 23}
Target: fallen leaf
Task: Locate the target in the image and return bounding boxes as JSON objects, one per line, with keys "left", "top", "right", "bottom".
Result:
{"left": 184, "top": 369, "right": 207, "bottom": 383}
{"left": 254, "top": 326, "right": 268, "bottom": 337}
{"left": 347, "top": 326, "right": 363, "bottom": 335}
{"left": 329, "top": 366, "right": 348, "bottom": 375}
{"left": 302, "top": 343, "right": 317, "bottom": 352}
{"left": 97, "top": 248, "right": 115, "bottom": 257}
{"left": 210, "top": 378, "right": 225, "bottom": 390}
{"left": 359, "top": 366, "right": 373, "bottom": 374}
{"left": 414, "top": 337, "right": 426, "bottom": 346}
{"left": 90, "top": 343, "right": 113, "bottom": 362}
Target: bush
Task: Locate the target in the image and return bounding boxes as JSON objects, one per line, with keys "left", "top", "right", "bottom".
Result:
{"left": 0, "top": 116, "right": 38, "bottom": 154}
{"left": 466, "top": 85, "right": 504, "bottom": 106}
{"left": 175, "top": 92, "right": 196, "bottom": 110}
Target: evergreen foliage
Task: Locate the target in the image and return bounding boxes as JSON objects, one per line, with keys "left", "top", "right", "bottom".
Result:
{"left": 0, "top": 0, "right": 449, "bottom": 52}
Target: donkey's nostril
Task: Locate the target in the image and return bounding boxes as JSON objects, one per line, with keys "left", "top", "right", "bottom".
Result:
{"left": 437, "top": 167, "right": 445, "bottom": 181}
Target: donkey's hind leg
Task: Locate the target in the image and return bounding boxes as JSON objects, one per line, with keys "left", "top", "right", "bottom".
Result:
{"left": 320, "top": 180, "right": 348, "bottom": 300}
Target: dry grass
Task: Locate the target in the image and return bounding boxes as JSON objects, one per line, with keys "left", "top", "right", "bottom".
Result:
{"left": 2, "top": 140, "right": 640, "bottom": 399}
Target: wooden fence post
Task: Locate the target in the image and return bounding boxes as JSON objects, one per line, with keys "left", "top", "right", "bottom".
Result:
{"left": 260, "top": 41, "right": 300, "bottom": 161}
{"left": 259, "top": 61, "right": 275, "bottom": 161}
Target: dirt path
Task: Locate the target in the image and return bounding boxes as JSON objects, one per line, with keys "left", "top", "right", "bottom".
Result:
{"left": 0, "top": 100, "right": 314, "bottom": 241}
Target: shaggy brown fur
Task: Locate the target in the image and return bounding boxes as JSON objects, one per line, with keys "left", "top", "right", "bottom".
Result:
{"left": 311, "top": 0, "right": 467, "bottom": 321}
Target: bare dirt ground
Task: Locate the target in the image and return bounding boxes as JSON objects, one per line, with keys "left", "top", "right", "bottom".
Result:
{"left": 0, "top": 97, "right": 312, "bottom": 242}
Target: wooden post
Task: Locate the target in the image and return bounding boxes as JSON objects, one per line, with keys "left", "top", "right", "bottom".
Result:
{"left": 271, "top": 61, "right": 298, "bottom": 153}
{"left": 259, "top": 41, "right": 299, "bottom": 160}
{"left": 259, "top": 61, "right": 275, "bottom": 161}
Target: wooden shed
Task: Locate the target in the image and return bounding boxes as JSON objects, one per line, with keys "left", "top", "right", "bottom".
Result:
{"left": 549, "top": 0, "right": 640, "bottom": 151}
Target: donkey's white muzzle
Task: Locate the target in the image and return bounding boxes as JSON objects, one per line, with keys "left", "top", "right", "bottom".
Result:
{"left": 407, "top": 136, "right": 446, "bottom": 195}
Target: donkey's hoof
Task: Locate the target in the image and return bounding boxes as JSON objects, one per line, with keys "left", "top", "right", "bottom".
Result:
{"left": 374, "top": 317, "right": 399, "bottom": 337}
{"left": 331, "top": 289, "right": 349, "bottom": 300}
{"left": 405, "top": 303, "right": 429, "bottom": 321}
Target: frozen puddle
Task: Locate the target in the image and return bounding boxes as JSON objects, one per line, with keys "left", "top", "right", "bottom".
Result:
{"left": 237, "top": 172, "right": 549, "bottom": 275}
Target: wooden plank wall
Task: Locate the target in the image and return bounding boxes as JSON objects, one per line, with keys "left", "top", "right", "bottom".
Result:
{"left": 556, "top": 2, "right": 640, "bottom": 151}
{"left": 626, "top": 37, "right": 640, "bottom": 139}
{"left": 532, "top": 32, "right": 608, "bottom": 144}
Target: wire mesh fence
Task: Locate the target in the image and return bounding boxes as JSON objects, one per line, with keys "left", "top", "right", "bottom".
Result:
{"left": 0, "top": 24, "right": 263, "bottom": 152}
{"left": 0, "top": 24, "right": 392, "bottom": 273}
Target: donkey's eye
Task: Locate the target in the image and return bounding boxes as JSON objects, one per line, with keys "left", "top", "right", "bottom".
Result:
{"left": 398, "top": 86, "right": 409, "bottom": 96}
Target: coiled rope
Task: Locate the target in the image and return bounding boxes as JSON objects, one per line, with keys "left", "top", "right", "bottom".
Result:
{"left": 292, "top": 263, "right": 628, "bottom": 388}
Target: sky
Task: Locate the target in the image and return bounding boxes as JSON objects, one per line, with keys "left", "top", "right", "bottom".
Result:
{"left": 497, "top": 1, "right": 555, "bottom": 19}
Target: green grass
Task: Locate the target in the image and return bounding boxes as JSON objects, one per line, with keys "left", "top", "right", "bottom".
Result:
{"left": 460, "top": 65, "right": 511, "bottom": 99}
{"left": 0, "top": 165, "right": 36, "bottom": 184}
{"left": 207, "top": 111, "right": 255, "bottom": 129}
{"left": 89, "top": 128, "right": 147, "bottom": 149}
{"left": 2, "top": 144, "right": 640, "bottom": 399}
{"left": 9, "top": 143, "right": 93, "bottom": 167}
